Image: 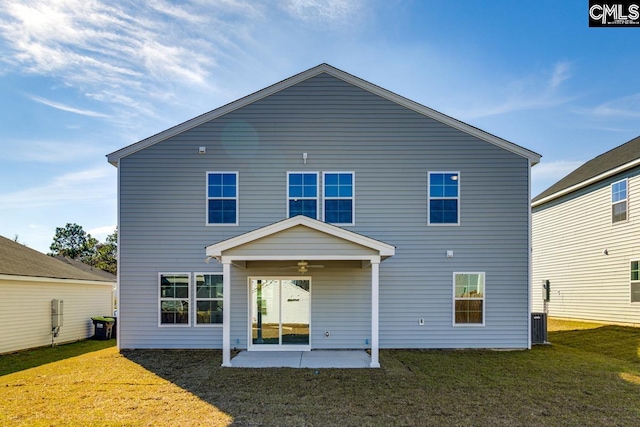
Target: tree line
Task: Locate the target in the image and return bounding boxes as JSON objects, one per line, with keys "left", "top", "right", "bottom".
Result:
{"left": 48, "top": 223, "right": 117, "bottom": 274}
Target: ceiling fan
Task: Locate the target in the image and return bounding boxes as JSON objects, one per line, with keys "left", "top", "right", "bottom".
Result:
{"left": 278, "top": 260, "right": 325, "bottom": 273}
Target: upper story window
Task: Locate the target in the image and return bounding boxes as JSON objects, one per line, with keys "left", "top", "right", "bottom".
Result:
{"left": 159, "top": 273, "right": 190, "bottom": 326}
{"left": 631, "top": 261, "right": 640, "bottom": 303}
{"left": 287, "top": 172, "right": 318, "bottom": 219}
{"left": 323, "top": 172, "right": 354, "bottom": 225}
{"left": 612, "top": 178, "right": 628, "bottom": 223}
{"left": 454, "top": 272, "right": 485, "bottom": 325}
{"left": 207, "top": 172, "right": 238, "bottom": 225}
{"left": 429, "top": 172, "right": 460, "bottom": 225}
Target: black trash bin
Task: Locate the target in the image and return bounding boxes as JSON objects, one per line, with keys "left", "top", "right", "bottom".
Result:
{"left": 92, "top": 317, "right": 115, "bottom": 340}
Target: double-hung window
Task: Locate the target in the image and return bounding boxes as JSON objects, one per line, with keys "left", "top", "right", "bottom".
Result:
{"left": 323, "top": 172, "right": 354, "bottom": 225}
{"left": 195, "top": 273, "right": 223, "bottom": 325}
{"left": 207, "top": 172, "right": 238, "bottom": 225}
{"left": 288, "top": 172, "right": 318, "bottom": 219}
{"left": 454, "top": 272, "right": 485, "bottom": 325}
{"left": 159, "top": 273, "right": 190, "bottom": 326}
{"left": 612, "top": 178, "right": 628, "bottom": 223}
{"left": 429, "top": 172, "right": 460, "bottom": 225}
{"left": 631, "top": 261, "right": 640, "bottom": 303}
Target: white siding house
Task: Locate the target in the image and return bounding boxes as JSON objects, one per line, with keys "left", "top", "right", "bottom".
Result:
{"left": 532, "top": 136, "right": 640, "bottom": 326}
{"left": 107, "top": 64, "right": 541, "bottom": 366}
{"left": 0, "top": 236, "right": 115, "bottom": 354}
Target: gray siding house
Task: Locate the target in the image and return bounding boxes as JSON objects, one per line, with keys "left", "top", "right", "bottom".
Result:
{"left": 532, "top": 136, "right": 640, "bottom": 326}
{"left": 107, "top": 64, "right": 541, "bottom": 367}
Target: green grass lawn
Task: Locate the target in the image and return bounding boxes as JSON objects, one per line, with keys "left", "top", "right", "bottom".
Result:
{"left": 1, "top": 320, "right": 638, "bottom": 426}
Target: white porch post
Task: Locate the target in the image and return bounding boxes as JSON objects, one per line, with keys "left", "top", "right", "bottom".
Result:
{"left": 222, "top": 259, "right": 232, "bottom": 367}
{"left": 370, "top": 258, "right": 380, "bottom": 368}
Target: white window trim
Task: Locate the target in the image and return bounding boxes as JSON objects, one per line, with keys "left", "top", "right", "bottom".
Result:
{"left": 321, "top": 171, "right": 355, "bottom": 226}
{"left": 158, "top": 272, "right": 191, "bottom": 327}
{"left": 286, "top": 171, "right": 319, "bottom": 219}
{"left": 612, "top": 178, "right": 628, "bottom": 224}
{"left": 631, "top": 260, "right": 640, "bottom": 303}
{"left": 206, "top": 171, "right": 239, "bottom": 226}
{"left": 194, "top": 272, "right": 224, "bottom": 327}
{"left": 452, "top": 271, "right": 485, "bottom": 327}
{"left": 428, "top": 171, "right": 461, "bottom": 226}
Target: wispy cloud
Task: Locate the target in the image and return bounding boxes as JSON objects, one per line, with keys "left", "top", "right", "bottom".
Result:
{"left": 0, "top": 138, "right": 106, "bottom": 162}
{"left": 456, "top": 61, "right": 574, "bottom": 119}
{"left": 0, "top": 0, "right": 264, "bottom": 122}
{"left": 0, "top": 165, "right": 115, "bottom": 209}
{"left": 588, "top": 93, "right": 640, "bottom": 118}
{"left": 280, "top": 0, "right": 364, "bottom": 24}
{"left": 28, "top": 94, "right": 110, "bottom": 117}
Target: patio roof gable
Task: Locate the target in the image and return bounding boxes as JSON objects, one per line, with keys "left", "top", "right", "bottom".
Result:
{"left": 205, "top": 216, "right": 395, "bottom": 260}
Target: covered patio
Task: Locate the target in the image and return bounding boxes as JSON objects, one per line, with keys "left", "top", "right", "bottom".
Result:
{"left": 205, "top": 216, "right": 395, "bottom": 368}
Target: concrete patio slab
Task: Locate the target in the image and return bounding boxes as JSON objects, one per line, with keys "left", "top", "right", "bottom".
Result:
{"left": 230, "top": 350, "right": 372, "bottom": 368}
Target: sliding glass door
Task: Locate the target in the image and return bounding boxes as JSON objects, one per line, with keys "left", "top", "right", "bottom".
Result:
{"left": 250, "top": 278, "right": 310, "bottom": 348}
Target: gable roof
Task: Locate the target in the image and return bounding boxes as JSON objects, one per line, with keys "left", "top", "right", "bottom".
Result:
{"left": 0, "top": 236, "right": 115, "bottom": 282}
{"left": 532, "top": 135, "right": 640, "bottom": 206}
{"left": 107, "top": 63, "right": 541, "bottom": 166}
{"left": 53, "top": 255, "right": 117, "bottom": 281}
{"left": 205, "top": 215, "right": 395, "bottom": 260}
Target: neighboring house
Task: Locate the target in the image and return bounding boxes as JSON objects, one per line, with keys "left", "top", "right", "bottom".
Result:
{"left": 0, "top": 236, "right": 115, "bottom": 354}
{"left": 532, "top": 136, "right": 640, "bottom": 326}
{"left": 107, "top": 64, "right": 541, "bottom": 367}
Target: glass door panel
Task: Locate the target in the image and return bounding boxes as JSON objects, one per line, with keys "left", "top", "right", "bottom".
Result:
{"left": 250, "top": 278, "right": 310, "bottom": 348}
{"left": 251, "top": 280, "right": 280, "bottom": 345}
{"left": 281, "top": 280, "right": 310, "bottom": 345}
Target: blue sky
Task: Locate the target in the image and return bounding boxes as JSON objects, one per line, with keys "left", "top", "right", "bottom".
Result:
{"left": 1, "top": 1, "right": 639, "bottom": 253}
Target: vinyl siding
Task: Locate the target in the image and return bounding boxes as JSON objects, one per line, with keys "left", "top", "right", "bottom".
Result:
{"left": 0, "top": 278, "right": 113, "bottom": 354}
{"left": 532, "top": 168, "right": 640, "bottom": 325}
{"left": 118, "top": 72, "right": 531, "bottom": 349}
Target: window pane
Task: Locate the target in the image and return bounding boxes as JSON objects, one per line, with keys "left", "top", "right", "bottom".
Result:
{"left": 208, "top": 184, "right": 222, "bottom": 198}
{"left": 160, "top": 274, "right": 189, "bottom": 298}
{"left": 160, "top": 300, "right": 189, "bottom": 324}
{"left": 455, "top": 273, "right": 483, "bottom": 297}
{"left": 325, "top": 184, "right": 339, "bottom": 198}
{"left": 289, "top": 173, "right": 302, "bottom": 186}
{"left": 208, "top": 200, "right": 237, "bottom": 224}
{"left": 325, "top": 199, "right": 352, "bottom": 223}
{"left": 196, "top": 274, "right": 223, "bottom": 298}
{"left": 324, "top": 173, "right": 338, "bottom": 186}
{"left": 612, "top": 180, "right": 627, "bottom": 203}
{"left": 289, "top": 185, "right": 303, "bottom": 198}
{"left": 631, "top": 261, "right": 639, "bottom": 281}
{"left": 430, "top": 200, "right": 458, "bottom": 224}
{"left": 455, "top": 300, "right": 483, "bottom": 324}
{"left": 632, "top": 283, "right": 640, "bottom": 303}
{"left": 222, "top": 173, "right": 236, "bottom": 186}
{"left": 612, "top": 201, "right": 627, "bottom": 223}
{"left": 208, "top": 173, "right": 222, "bottom": 186}
{"left": 197, "top": 301, "right": 223, "bottom": 324}
{"left": 289, "top": 200, "right": 317, "bottom": 219}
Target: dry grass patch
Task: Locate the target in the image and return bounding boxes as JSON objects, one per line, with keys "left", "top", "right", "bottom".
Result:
{"left": 1, "top": 347, "right": 232, "bottom": 427}
{"left": 1, "top": 320, "right": 639, "bottom": 426}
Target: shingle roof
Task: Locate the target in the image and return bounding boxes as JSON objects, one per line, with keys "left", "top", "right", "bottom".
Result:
{"left": 0, "top": 236, "right": 115, "bottom": 282}
{"left": 532, "top": 135, "right": 640, "bottom": 205}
